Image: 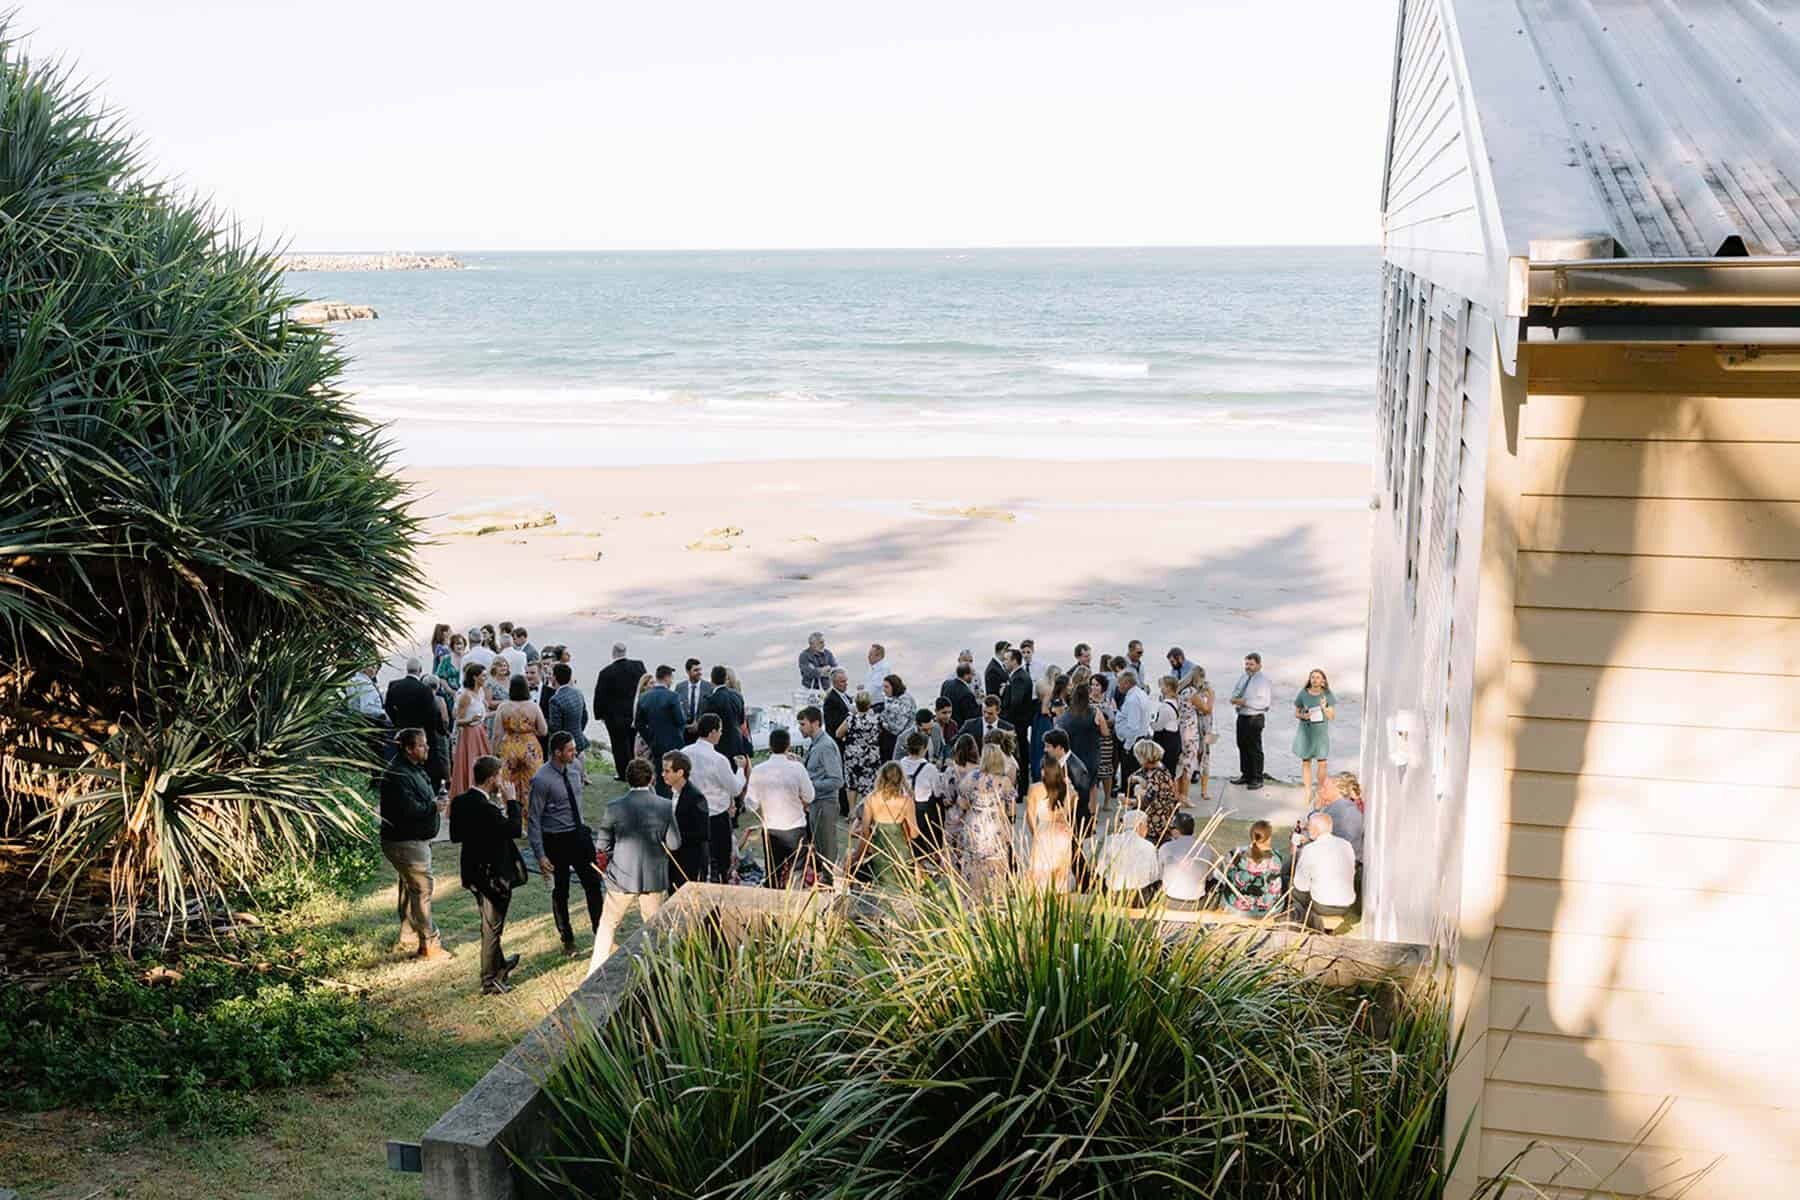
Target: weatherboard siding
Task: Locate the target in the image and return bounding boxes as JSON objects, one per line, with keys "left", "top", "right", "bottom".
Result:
{"left": 1473, "top": 344, "right": 1800, "bottom": 1198}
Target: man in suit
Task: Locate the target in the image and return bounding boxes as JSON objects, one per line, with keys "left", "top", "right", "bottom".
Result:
{"left": 677, "top": 658, "right": 713, "bottom": 726}
{"left": 589, "top": 757, "right": 682, "bottom": 970}
{"left": 636, "top": 666, "right": 687, "bottom": 797}
{"left": 449, "top": 755, "right": 523, "bottom": 994}
{"left": 822, "top": 668, "right": 853, "bottom": 736}
{"left": 797, "top": 706, "right": 844, "bottom": 874}
{"left": 1042, "top": 729, "right": 1093, "bottom": 840}
{"left": 985, "top": 641, "right": 1011, "bottom": 700}
{"left": 662, "top": 750, "right": 711, "bottom": 890}
{"left": 999, "top": 648, "right": 1037, "bottom": 794}
{"left": 384, "top": 657, "right": 448, "bottom": 788}
{"left": 955, "top": 694, "right": 1014, "bottom": 746}
{"left": 546, "top": 663, "right": 591, "bottom": 753}
{"left": 593, "top": 642, "right": 647, "bottom": 781}
{"left": 820, "top": 669, "right": 853, "bottom": 820}
{"left": 702, "top": 665, "right": 750, "bottom": 761}
{"left": 939, "top": 662, "right": 980, "bottom": 726}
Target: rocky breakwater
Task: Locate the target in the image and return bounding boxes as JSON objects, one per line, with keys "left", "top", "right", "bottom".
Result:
{"left": 290, "top": 300, "right": 378, "bottom": 325}
{"left": 278, "top": 252, "right": 463, "bottom": 271}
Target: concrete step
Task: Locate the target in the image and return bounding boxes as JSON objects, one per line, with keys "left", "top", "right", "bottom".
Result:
{"left": 1204, "top": 779, "right": 1309, "bottom": 826}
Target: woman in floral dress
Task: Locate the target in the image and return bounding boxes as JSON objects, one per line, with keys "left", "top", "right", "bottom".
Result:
{"left": 482, "top": 655, "right": 513, "bottom": 744}
{"left": 1181, "top": 666, "right": 1215, "bottom": 802}
{"left": 938, "top": 734, "right": 982, "bottom": 867}
{"left": 493, "top": 676, "right": 547, "bottom": 824}
{"left": 837, "top": 691, "right": 884, "bottom": 809}
{"left": 958, "top": 743, "right": 1016, "bottom": 900}
{"left": 878, "top": 675, "right": 915, "bottom": 763}
{"left": 1219, "top": 820, "right": 1285, "bottom": 918}
{"left": 1127, "top": 739, "right": 1181, "bottom": 846}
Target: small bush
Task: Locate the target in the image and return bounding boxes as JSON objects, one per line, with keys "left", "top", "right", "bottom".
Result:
{"left": 255, "top": 807, "right": 384, "bottom": 915}
{"left": 0, "top": 928, "right": 375, "bottom": 1135}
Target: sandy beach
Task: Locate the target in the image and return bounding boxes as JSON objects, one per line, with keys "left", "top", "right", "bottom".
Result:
{"left": 400, "top": 457, "right": 1372, "bottom": 785}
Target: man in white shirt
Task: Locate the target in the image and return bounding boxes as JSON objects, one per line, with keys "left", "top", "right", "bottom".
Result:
{"left": 863, "top": 642, "right": 891, "bottom": 703}
{"left": 1290, "top": 810, "right": 1356, "bottom": 931}
{"left": 344, "top": 662, "right": 386, "bottom": 720}
{"left": 745, "top": 727, "right": 814, "bottom": 886}
{"left": 463, "top": 627, "right": 495, "bottom": 670}
{"left": 1089, "top": 810, "right": 1161, "bottom": 905}
{"left": 497, "top": 639, "right": 528, "bottom": 680}
{"left": 1157, "top": 814, "right": 1221, "bottom": 910}
{"left": 684, "top": 713, "right": 748, "bottom": 883}
{"left": 1111, "top": 670, "right": 1154, "bottom": 791}
{"left": 1229, "top": 651, "right": 1274, "bottom": 790}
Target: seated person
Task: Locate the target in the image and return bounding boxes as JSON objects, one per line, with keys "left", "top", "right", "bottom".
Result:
{"left": 1088, "top": 809, "right": 1161, "bottom": 906}
{"left": 1217, "top": 820, "right": 1285, "bottom": 919}
{"left": 1317, "top": 770, "right": 1365, "bottom": 903}
{"left": 1157, "top": 813, "right": 1221, "bottom": 911}
{"left": 1289, "top": 810, "right": 1356, "bottom": 932}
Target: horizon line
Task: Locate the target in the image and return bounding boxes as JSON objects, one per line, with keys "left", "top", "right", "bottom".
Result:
{"left": 278, "top": 241, "right": 1382, "bottom": 255}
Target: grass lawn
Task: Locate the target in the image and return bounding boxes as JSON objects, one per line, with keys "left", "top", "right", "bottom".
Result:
{"left": 0, "top": 760, "right": 1284, "bottom": 1199}
{"left": 0, "top": 758, "right": 634, "bottom": 1200}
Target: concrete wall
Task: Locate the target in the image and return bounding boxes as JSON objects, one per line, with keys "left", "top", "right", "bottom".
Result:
{"left": 1361, "top": 262, "right": 1495, "bottom": 947}
{"left": 1453, "top": 343, "right": 1800, "bottom": 1197}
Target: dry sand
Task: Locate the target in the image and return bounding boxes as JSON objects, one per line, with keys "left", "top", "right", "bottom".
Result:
{"left": 401, "top": 457, "right": 1373, "bottom": 784}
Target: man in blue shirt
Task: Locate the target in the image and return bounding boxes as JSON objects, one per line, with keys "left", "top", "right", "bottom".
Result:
{"left": 528, "top": 732, "right": 604, "bottom": 956}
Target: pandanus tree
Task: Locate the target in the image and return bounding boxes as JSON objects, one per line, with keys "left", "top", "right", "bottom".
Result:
{"left": 0, "top": 31, "right": 422, "bottom": 938}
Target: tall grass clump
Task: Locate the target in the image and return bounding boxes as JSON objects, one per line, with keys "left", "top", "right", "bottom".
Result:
{"left": 531, "top": 880, "right": 1494, "bottom": 1199}
{"left": 0, "top": 27, "right": 421, "bottom": 937}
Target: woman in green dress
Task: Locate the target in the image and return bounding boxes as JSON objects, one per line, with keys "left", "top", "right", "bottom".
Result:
{"left": 844, "top": 762, "right": 920, "bottom": 888}
{"left": 1291, "top": 668, "right": 1336, "bottom": 803}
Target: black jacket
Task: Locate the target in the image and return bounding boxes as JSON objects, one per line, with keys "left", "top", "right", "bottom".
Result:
{"left": 704, "top": 686, "right": 750, "bottom": 760}
{"left": 379, "top": 757, "right": 439, "bottom": 842}
{"left": 939, "top": 677, "right": 980, "bottom": 726}
{"left": 823, "top": 689, "right": 852, "bottom": 742}
{"left": 384, "top": 675, "right": 445, "bottom": 737}
{"left": 593, "top": 657, "right": 647, "bottom": 726}
{"left": 955, "top": 716, "right": 1015, "bottom": 745}
{"left": 449, "top": 787, "right": 524, "bottom": 895}
{"left": 985, "top": 658, "right": 1009, "bottom": 699}
{"left": 636, "top": 686, "right": 687, "bottom": 758}
{"left": 673, "top": 781, "right": 711, "bottom": 845}
{"left": 1001, "top": 668, "right": 1037, "bottom": 730}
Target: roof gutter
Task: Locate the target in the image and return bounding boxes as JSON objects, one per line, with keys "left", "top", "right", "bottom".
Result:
{"left": 1511, "top": 257, "right": 1800, "bottom": 345}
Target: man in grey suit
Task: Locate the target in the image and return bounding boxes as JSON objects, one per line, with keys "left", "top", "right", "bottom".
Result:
{"left": 797, "top": 705, "right": 844, "bottom": 877}
{"left": 677, "top": 658, "right": 713, "bottom": 725}
{"left": 588, "top": 758, "right": 681, "bottom": 972}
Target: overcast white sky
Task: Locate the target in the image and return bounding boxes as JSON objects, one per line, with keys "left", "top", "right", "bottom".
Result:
{"left": 20, "top": 1, "right": 1395, "bottom": 251}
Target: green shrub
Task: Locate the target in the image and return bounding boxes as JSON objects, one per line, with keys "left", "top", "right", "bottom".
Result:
{"left": 0, "top": 929, "right": 375, "bottom": 1135}
{"left": 530, "top": 882, "right": 1493, "bottom": 1200}
{"left": 255, "top": 805, "right": 385, "bottom": 915}
{"left": 0, "top": 25, "right": 421, "bottom": 937}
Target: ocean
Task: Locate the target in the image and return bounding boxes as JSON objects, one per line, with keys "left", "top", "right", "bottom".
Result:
{"left": 304, "top": 246, "right": 1380, "bottom": 467}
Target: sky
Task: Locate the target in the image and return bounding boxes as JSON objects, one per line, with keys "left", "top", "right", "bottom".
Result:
{"left": 19, "top": 1, "right": 1397, "bottom": 251}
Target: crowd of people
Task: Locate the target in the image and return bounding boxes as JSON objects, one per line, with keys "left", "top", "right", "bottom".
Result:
{"left": 354, "top": 623, "right": 1365, "bottom": 996}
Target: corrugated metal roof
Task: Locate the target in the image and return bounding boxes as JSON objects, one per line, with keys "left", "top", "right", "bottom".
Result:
{"left": 1511, "top": 0, "right": 1800, "bottom": 259}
